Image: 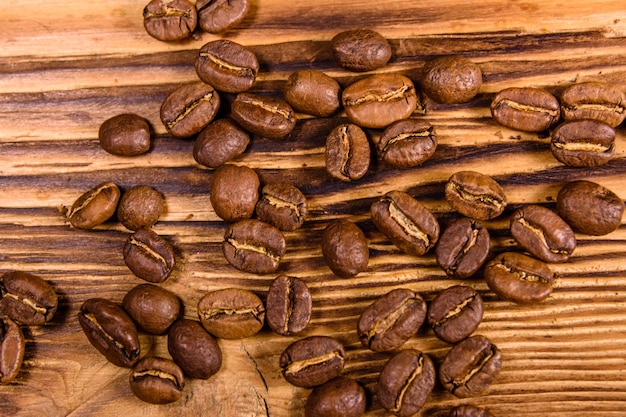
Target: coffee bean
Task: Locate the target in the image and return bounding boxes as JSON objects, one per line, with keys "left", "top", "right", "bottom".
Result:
{"left": 331, "top": 29, "right": 392, "bottom": 72}
{"left": 193, "top": 118, "right": 250, "bottom": 169}
{"left": 129, "top": 356, "right": 185, "bottom": 404}
{"left": 448, "top": 404, "right": 495, "bottom": 417}
{"left": 160, "top": 81, "right": 221, "bottom": 138}
{"left": 377, "top": 349, "right": 435, "bottom": 417}
{"left": 231, "top": 93, "right": 297, "bottom": 140}
{"left": 427, "top": 285, "right": 483, "bottom": 343}
{"left": 0, "top": 271, "right": 58, "bottom": 326}
{"left": 117, "top": 185, "right": 165, "bottom": 231}
{"left": 123, "top": 229, "right": 176, "bottom": 283}
{"left": 377, "top": 119, "right": 437, "bottom": 168}
{"left": 98, "top": 114, "right": 151, "bottom": 156}
{"left": 445, "top": 171, "right": 507, "bottom": 220}
{"left": 561, "top": 81, "right": 626, "bottom": 127}
{"left": 510, "top": 205, "right": 576, "bottom": 263}
{"left": 67, "top": 182, "right": 120, "bottom": 229}
{"left": 196, "top": 0, "right": 249, "bottom": 33}
{"left": 78, "top": 298, "right": 140, "bottom": 367}
{"left": 222, "top": 219, "right": 286, "bottom": 274}
{"left": 421, "top": 56, "right": 482, "bottom": 104}
{"left": 255, "top": 182, "right": 308, "bottom": 231}
{"left": 439, "top": 335, "right": 502, "bottom": 398}
{"left": 491, "top": 87, "right": 560, "bottom": 132}
{"left": 357, "top": 288, "right": 427, "bottom": 352}
{"left": 325, "top": 124, "right": 371, "bottom": 182}
{"left": 280, "top": 335, "right": 345, "bottom": 388}
{"left": 370, "top": 190, "right": 440, "bottom": 256}
{"left": 168, "top": 319, "right": 222, "bottom": 380}
{"left": 0, "top": 317, "right": 25, "bottom": 384}
{"left": 304, "top": 376, "right": 367, "bottom": 417}
{"left": 283, "top": 69, "right": 342, "bottom": 117}
{"left": 557, "top": 180, "right": 624, "bottom": 236}
{"left": 197, "top": 288, "right": 265, "bottom": 339}
{"left": 143, "top": 0, "right": 197, "bottom": 42}
{"left": 210, "top": 164, "right": 260, "bottom": 222}
{"left": 435, "top": 217, "right": 490, "bottom": 279}
{"left": 265, "top": 275, "right": 312, "bottom": 336}
{"left": 550, "top": 119, "right": 616, "bottom": 167}
{"left": 342, "top": 73, "right": 418, "bottom": 129}
{"left": 321, "top": 219, "right": 369, "bottom": 278}
{"left": 195, "top": 40, "right": 259, "bottom": 93}
{"left": 122, "top": 284, "right": 182, "bottom": 335}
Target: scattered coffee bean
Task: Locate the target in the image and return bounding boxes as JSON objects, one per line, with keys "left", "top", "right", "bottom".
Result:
{"left": 0, "top": 317, "right": 25, "bottom": 384}
{"left": 231, "top": 93, "right": 297, "bottom": 140}
{"left": 266, "top": 275, "right": 312, "bottom": 336}
{"left": 377, "top": 119, "right": 437, "bottom": 168}
{"left": 280, "top": 335, "right": 345, "bottom": 388}
{"left": 255, "top": 182, "right": 308, "bottom": 231}
{"left": 123, "top": 228, "right": 176, "bottom": 283}
{"left": 0, "top": 271, "right": 58, "bottom": 326}
{"left": 321, "top": 219, "right": 369, "bottom": 278}
{"left": 210, "top": 164, "right": 260, "bottom": 223}
{"left": 304, "top": 376, "right": 367, "bottom": 417}
{"left": 560, "top": 81, "right": 626, "bottom": 127}
{"left": 445, "top": 171, "right": 507, "bottom": 220}
{"left": 550, "top": 119, "right": 616, "bottom": 167}
{"left": 491, "top": 87, "right": 560, "bottom": 132}
{"left": 160, "top": 81, "right": 221, "bottom": 138}
{"left": 196, "top": 0, "right": 249, "bottom": 33}
{"left": 143, "top": 0, "right": 197, "bottom": 42}
{"left": 325, "top": 123, "right": 371, "bottom": 182}
{"left": 331, "top": 29, "right": 392, "bottom": 72}
{"left": 168, "top": 318, "right": 222, "bottom": 380}
{"left": 421, "top": 56, "right": 482, "bottom": 104}
{"left": 448, "top": 404, "right": 495, "bottom": 417}
{"left": 427, "top": 285, "right": 483, "bottom": 343}
{"left": 122, "top": 284, "right": 182, "bottom": 335}
{"left": 117, "top": 185, "right": 165, "bottom": 231}
{"left": 67, "top": 182, "right": 120, "bottom": 229}
{"left": 129, "top": 356, "right": 185, "bottom": 404}
{"left": 193, "top": 118, "right": 250, "bottom": 169}
{"left": 435, "top": 217, "right": 490, "bottom": 279}
{"left": 283, "top": 69, "right": 342, "bottom": 117}
{"left": 222, "top": 219, "right": 286, "bottom": 274}
{"left": 198, "top": 288, "right": 265, "bottom": 339}
{"left": 98, "top": 113, "right": 151, "bottom": 156}
{"left": 195, "top": 40, "right": 259, "bottom": 93}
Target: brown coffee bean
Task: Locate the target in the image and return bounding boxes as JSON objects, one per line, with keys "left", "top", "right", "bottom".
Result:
{"left": 99, "top": 114, "right": 151, "bottom": 156}
{"left": 484, "top": 252, "right": 554, "bottom": 304}
{"left": 168, "top": 319, "right": 222, "bottom": 380}
{"left": 321, "top": 219, "right": 369, "bottom": 278}
{"left": 377, "top": 349, "right": 435, "bottom": 417}
{"left": 370, "top": 190, "right": 440, "bottom": 256}
{"left": 421, "top": 56, "right": 482, "bottom": 104}
{"left": 129, "top": 357, "right": 185, "bottom": 404}
{"left": 143, "top": 0, "right": 197, "bottom": 42}
{"left": 196, "top": 0, "right": 249, "bottom": 33}
{"left": 122, "top": 284, "right": 182, "bottom": 335}
{"left": 550, "top": 119, "right": 616, "bottom": 167}
{"left": 0, "top": 317, "right": 25, "bottom": 384}
{"left": 280, "top": 336, "right": 345, "bottom": 388}
{"left": 445, "top": 171, "right": 507, "bottom": 220}
{"left": 0, "top": 271, "right": 58, "bottom": 326}
{"left": 195, "top": 40, "right": 259, "bottom": 93}
{"left": 557, "top": 180, "right": 624, "bottom": 236}
{"left": 561, "top": 81, "right": 626, "bottom": 127}
{"left": 448, "top": 404, "right": 495, "bottom": 417}
{"left": 265, "top": 275, "right": 312, "bottom": 336}
{"left": 427, "top": 285, "right": 483, "bottom": 343}
{"left": 357, "top": 288, "right": 427, "bottom": 352}
{"left": 160, "top": 81, "right": 221, "bottom": 138}
{"left": 435, "top": 217, "right": 490, "bottom": 279}
{"left": 255, "top": 182, "right": 308, "bottom": 231}
{"left": 193, "top": 119, "right": 250, "bottom": 169}
{"left": 67, "top": 182, "right": 120, "bottom": 229}
{"left": 331, "top": 29, "right": 392, "bottom": 72}
{"left": 491, "top": 87, "right": 560, "bottom": 132}
{"left": 210, "top": 164, "right": 260, "bottom": 222}
{"left": 78, "top": 298, "right": 140, "bottom": 367}
{"left": 283, "top": 69, "right": 342, "bottom": 117}
{"left": 377, "top": 119, "right": 437, "bottom": 168}
{"left": 325, "top": 124, "right": 371, "bottom": 182}
{"left": 222, "top": 219, "right": 286, "bottom": 274}
{"left": 123, "top": 229, "right": 176, "bottom": 283}
{"left": 510, "top": 205, "right": 576, "bottom": 263}
{"left": 117, "top": 185, "right": 165, "bottom": 231}
{"left": 304, "top": 376, "right": 367, "bottom": 417}
{"left": 439, "top": 335, "right": 502, "bottom": 398}
{"left": 231, "top": 93, "right": 297, "bottom": 140}
{"left": 197, "top": 288, "right": 265, "bottom": 339}
{"left": 342, "top": 73, "right": 418, "bottom": 129}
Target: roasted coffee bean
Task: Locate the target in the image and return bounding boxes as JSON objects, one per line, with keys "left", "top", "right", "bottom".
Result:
{"left": 510, "top": 205, "right": 576, "bottom": 263}
{"left": 342, "top": 73, "right": 418, "bottom": 129}
{"left": 129, "top": 357, "right": 185, "bottom": 404}
{"left": 280, "top": 335, "right": 345, "bottom": 388}
{"left": 439, "top": 335, "right": 502, "bottom": 398}
{"left": 98, "top": 114, "right": 151, "bottom": 156}
{"left": 123, "top": 229, "right": 176, "bottom": 283}
{"left": 435, "top": 218, "right": 490, "bottom": 279}
{"left": 427, "top": 285, "right": 483, "bottom": 343}
{"left": 557, "top": 180, "right": 624, "bottom": 236}
{"left": 143, "top": 0, "right": 197, "bottom": 42}
{"left": 0, "top": 271, "right": 58, "bottom": 326}
{"left": 168, "top": 319, "right": 222, "bottom": 380}
{"left": 445, "top": 171, "right": 507, "bottom": 220}
{"left": 231, "top": 93, "right": 297, "bottom": 139}
{"left": 160, "top": 81, "right": 220, "bottom": 138}
{"left": 550, "top": 119, "right": 616, "bottom": 167}
{"left": 491, "top": 87, "right": 560, "bottom": 132}
{"left": 421, "top": 56, "right": 482, "bottom": 104}
{"left": 122, "top": 284, "right": 182, "bottom": 335}
{"left": 377, "top": 119, "right": 437, "bottom": 168}
{"left": 196, "top": 0, "right": 249, "bottom": 33}
{"left": 377, "top": 349, "right": 435, "bottom": 417}
{"left": 255, "top": 182, "right": 308, "bottom": 231}
{"left": 283, "top": 69, "right": 342, "bottom": 117}
{"left": 117, "top": 185, "right": 165, "bottom": 231}
{"left": 78, "top": 298, "right": 140, "bottom": 368}
{"left": 561, "top": 81, "right": 626, "bottom": 127}
{"left": 67, "top": 182, "right": 120, "bottom": 229}
{"left": 197, "top": 288, "right": 265, "bottom": 339}
{"left": 357, "top": 288, "right": 427, "bottom": 352}
{"left": 193, "top": 118, "right": 250, "bottom": 169}
{"left": 448, "top": 404, "right": 495, "bottom": 417}
{"left": 321, "top": 219, "right": 369, "bottom": 278}
{"left": 484, "top": 252, "right": 553, "bottom": 304}
{"left": 195, "top": 40, "right": 259, "bottom": 93}
{"left": 210, "top": 164, "right": 260, "bottom": 222}
{"left": 325, "top": 124, "right": 371, "bottom": 182}
{"left": 331, "top": 29, "right": 392, "bottom": 72}
{"left": 371, "top": 190, "right": 440, "bottom": 256}
{"left": 304, "top": 376, "right": 367, "bottom": 417}
{"left": 0, "top": 318, "right": 25, "bottom": 384}
{"left": 222, "top": 219, "right": 286, "bottom": 274}
{"left": 266, "top": 275, "right": 312, "bottom": 336}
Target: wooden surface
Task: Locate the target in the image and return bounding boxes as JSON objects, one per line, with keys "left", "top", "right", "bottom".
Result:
{"left": 1, "top": 1, "right": 626, "bottom": 416}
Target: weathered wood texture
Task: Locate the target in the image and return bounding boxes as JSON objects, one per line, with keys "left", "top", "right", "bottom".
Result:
{"left": 1, "top": 1, "right": 626, "bottom": 416}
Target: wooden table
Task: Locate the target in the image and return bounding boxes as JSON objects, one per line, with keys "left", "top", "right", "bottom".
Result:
{"left": 1, "top": 1, "right": 625, "bottom": 416}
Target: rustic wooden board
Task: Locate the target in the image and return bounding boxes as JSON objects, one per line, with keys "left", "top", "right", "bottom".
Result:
{"left": 1, "top": 1, "right": 626, "bottom": 416}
